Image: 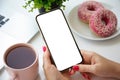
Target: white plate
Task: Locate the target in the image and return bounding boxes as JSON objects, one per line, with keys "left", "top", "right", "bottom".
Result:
{"left": 67, "top": 3, "right": 120, "bottom": 41}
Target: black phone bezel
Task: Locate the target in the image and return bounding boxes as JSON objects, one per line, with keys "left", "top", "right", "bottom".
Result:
{"left": 36, "top": 8, "right": 83, "bottom": 71}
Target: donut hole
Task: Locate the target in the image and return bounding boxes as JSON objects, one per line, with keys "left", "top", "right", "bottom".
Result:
{"left": 101, "top": 16, "right": 109, "bottom": 25}
{"left": 87, "top": 6, "right": 95, "bottom": 11}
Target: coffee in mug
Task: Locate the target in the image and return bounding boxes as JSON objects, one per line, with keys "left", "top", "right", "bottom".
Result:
{"left": 4, "top": 43, "right": 39, "bottom": 80}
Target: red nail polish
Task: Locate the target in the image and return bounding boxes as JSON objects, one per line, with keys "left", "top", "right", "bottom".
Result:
{"left": 42, "top": 46, "right": 46, "bottom": 52}
{"left": 87, "top": 76, "right": 91, "bottom": 80}
{"left": 82, "top": 73, "right": 87, "bottom": 79}
{"left": 82, "top": 73, "right": 91, "bottom": 80}
{"left": 72, "top": 65, "right": 79, "bottom": 71}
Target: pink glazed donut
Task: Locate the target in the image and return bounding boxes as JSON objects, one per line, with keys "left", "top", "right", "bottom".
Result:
{"left": 89, "top": 9, "right": 117, "bottom": 37}
{"left": 78, "top": 1, "right": 104, "bottom": 23}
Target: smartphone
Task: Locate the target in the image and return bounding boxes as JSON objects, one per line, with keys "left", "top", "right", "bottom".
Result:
{"left": 36, "top": 9, "right": 83, "bottom": 71}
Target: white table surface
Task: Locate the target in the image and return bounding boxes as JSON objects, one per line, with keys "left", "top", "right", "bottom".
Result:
{"left": 0, "top": 0, "right": 120, "bottom": 80}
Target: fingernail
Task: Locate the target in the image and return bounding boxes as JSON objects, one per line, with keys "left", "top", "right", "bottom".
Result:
{"left": 72, "top": 65, "right": 79, "bottom": 71}
{"left": 82, "top": 73, "right": 91, "bottom": 80}
{"left": 42, "top": 46, "right": 46, "bottom": 52}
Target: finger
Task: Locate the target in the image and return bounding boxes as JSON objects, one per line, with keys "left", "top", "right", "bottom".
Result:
{"left": 79, "top": 64, "right": 94, "bottom": 73}
{"left": 43, "top": 47, "right": 51, "bottom": 66}
{"left": 69, "top": 68, "right": 75, "bottom": 75}
{"left": 73, "top": 64, "right": 94, "bottom": 73}
{"left": 81, "top": 49, "right": 95, "bottom": 64}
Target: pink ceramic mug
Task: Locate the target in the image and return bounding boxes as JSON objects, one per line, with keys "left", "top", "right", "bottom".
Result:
{"left": 3, "top": 43, "right": 39, "bottom": 80}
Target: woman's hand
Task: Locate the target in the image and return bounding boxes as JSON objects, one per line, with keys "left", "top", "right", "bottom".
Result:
{"left": 43, "top": 46, "right": 71, "bottom": 80}
{"left": 70, "top": 50, "right": 120, "bottom": 80}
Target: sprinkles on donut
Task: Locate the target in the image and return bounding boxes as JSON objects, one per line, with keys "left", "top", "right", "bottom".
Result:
{"left": 78, "top": 1, "right": 104, "bottom": 23}
{"left": 89, "top": 9, "right": 117, "bottom": 37}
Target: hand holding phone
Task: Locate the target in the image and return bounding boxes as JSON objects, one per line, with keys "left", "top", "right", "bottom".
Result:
{"left": 36, "top": 9, "right": 83, "bottom": 71}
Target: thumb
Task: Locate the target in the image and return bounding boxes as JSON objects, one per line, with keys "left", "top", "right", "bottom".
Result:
{"left": 43, "top": 47, "right": 51, "bottom": 66}
{"left": 73, "top": 64, "right": 94, "bottom": 73}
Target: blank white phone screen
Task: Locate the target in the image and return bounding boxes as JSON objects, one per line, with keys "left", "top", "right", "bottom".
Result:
{"left": 36, "top": 9, "right": 82, "bottom": 71}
